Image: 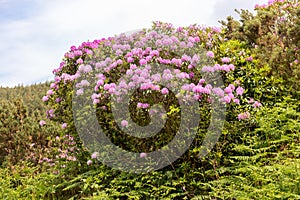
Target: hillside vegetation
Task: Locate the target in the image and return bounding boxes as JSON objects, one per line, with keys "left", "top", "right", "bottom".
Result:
{"left": 0, "top": 1, "right": 299, "bottom": 199}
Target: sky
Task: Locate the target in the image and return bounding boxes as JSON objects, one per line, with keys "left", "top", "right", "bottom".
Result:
{"left": 0, "top": 0, "right": 268, "bottom": 87}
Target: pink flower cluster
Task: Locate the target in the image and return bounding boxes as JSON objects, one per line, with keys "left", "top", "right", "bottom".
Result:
{"left": 238, "top": 112, "right": 251, "bottom": 121}
{"left": 87, "top": 152, "right": 99, "bottom": 165}
{"left": 38, "top": 135, "right": 79, "bottom": 167}
{"left": 43, "top": 21, "right": 264, "bottom": 141}
{"left": 248, "top": 98, "right": 262, "bottom": 108}
{"left": 202, "top": 64, "right": 235, "bottom": 73}
{"left": 137, "top": 102, "right": 150, "bottom": 109}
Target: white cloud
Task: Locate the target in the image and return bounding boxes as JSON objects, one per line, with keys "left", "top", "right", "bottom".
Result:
{"left": 0, "top": 0, "right": 267, "bottom": 87}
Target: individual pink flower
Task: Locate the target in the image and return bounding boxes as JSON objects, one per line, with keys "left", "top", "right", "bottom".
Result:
{"left": 233, "top": 98, "right": 240, "bottom": 104}
{"left": 121, "top": 120, "right": 128, "bottom": 127}
{"left": 50, "top": 83, "right": 57, "bottom": 89}
{"left": 171, "top": 58, "right": 182, "bottom": 66}
{"left": 221, "top": 57, "right": 231, "bottom": 63}
{"left": 87, "top": 160, "right": 92, "bottom": 165}
{"left": 139, "top": 59, "right": 147, "bottom": 65}
{"left": 192, "top": 85, "right": 202, "bottom": 93}
{"left": 71, "top": 156, "right": 77, "bottom": 161}
{"left": 224, "top": 86, "right": 232, "bottom": 94}
{"left": 248, "top": 98, "right": 254, "bottom": 103}
{"left": 202, "top": 66, "right": 214, "bottom": 72}
{"left": 137, "top": 102, "right": 143, "bottom": 108}
{"left": 189, "top": 72, "right": 194, "bottom": 78}
{"left": 91, "top": 152, "right": 98, "bottom": 159}
{"left": 39, "top": 120, "right": 46, "bottom": 126}
{"left": 93, "top": 99, "right": 100, "bottom": 105}
{"left": 151, "top": 85, "right": 160, "bottom": 91}
{"left": 228, "top": 64, "right": 235, "bottom": 71}
{"left": 246, "top": 56, "right": 253, "bottom": 61}
{"left": 234, "top": 80, "right": 240, "bottom": 85}
{"left": 46, "top": 109, "right": 55, "bottom": 118}
{"left": 47, "top": 90, "right": 54, "bottom": 96}
{"left": 76, "top": 88, "right": 84, "bottom": 96}
{"left": 228, "top": 84, "right": 235, "bottom": 90}
{"left": 194, "top": 36, "right": 200, "bottom": 42}
{"left": 223, "top": 95, "right": 232, "bottom": 104}
{"left": 238, "top": 112, "right": 250, "bottom": 121}
{"left": 76, "top": 58, "right": 83, "bottom": 64}
{"left": 142, "top": 103, "right": 150, "bottom": 109}
{"left": 127, "top": 57, "right": 134, "bottom": 63}
{"left": 206, "top": 51, "right": 214, "bottom": 58}
{"left": 192, "top": 54, "right": 200, "bottom": 64}
{"left": 62, "top": 123, "right": 67, "bottom": 129}
{"left": 78, "top": 64, "right": 92, "bottom": 73}
{"left": 79, "top": 80, "right": 90, "bottom": 87}
{"left": 55, "top": 97, "right": 62, "bottom": 103}
{"left": 161, "top": 88, "right": 169, "bottom": 95}
{"left": 140, "top": 153, "right": 147, "bottom": 158}
{"left": 253, "top": 101, "right": 262, "bottom": 108}
{"left": 236, "top": 86, "right": 244, "bottom": 96}
{"left": 42, "top": 96, "right": 49, "bottom": 102}
{"left": 199, "top": 79, "right": 205, "bottom": 85}
{"left": 150, "top": 50, "right": 159, "bottom": 57}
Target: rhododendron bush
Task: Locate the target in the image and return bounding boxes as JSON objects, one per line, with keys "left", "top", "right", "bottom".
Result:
{"left": 41, "top": 21, "right": 265, "bottom": 172}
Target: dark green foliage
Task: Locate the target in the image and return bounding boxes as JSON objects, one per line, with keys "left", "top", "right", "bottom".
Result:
{"left": 220, "top": 0, "right": 300, "bottom": 96}
{"left": 206, "top": 97, "right": 300, "bottom": 199}
{"left": 0, "top": 83, "right": 59, "bottom": 166}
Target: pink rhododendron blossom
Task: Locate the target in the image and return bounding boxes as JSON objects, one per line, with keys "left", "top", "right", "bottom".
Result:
{"left": 55, "top": 98, "right": 62, "bottom": 103}
{"left": 233, "top": 98, "right": 240, "bottom": 104}
{"left": 87, "top": 160, "right": 92, "bottom": 165}
{"left": 238, "top": 112, "right": 251, "bottom": 121}
{"left": 78, "top": 65, "right": 92, "bottom": 73}
{"left": 139, "top": 59, "right": 147, "bottom": 65}
{"left": 224, "top": 86, "right": 232, "bottom": 94}
{"left": 39, "top": 120, "right": 46, "bottom": 126}
{"left": 246, "top": 56, "right": 253, "bottom": 61}
{"left": 142, "top": 103, "right": 150, "bottom": 109}
{"left": 221, "top": 57, "right": 231, "bottom": 63}
{"left": 91, "top": 152, "right": 98, "bottom": 159}
{"left": 46, "top": 109, "right": 55, "bottom": 119}
{"left": 121, "top": 120, "right": 128, "bottom": 127}
{"left": 42, "top": 96, "right": 49, "bottom": 102}
{"left": 127, "top": 57, "right": 134, "bottom": 63}
{"left": 253, "top": 101, "right": 262, "bottom": 108}
{"left": 206, "top": 51, "right": 215, "bottom": 58}
{"left": 223, "top": 95, "right": 232, "bottom": 104}
{"left": 76, "top": 58, "right": 83, "bottom": 64}
{"left": 76, "top": 88, "right": 84, "bottom": 96}
{"left": 93, "top": 99, "right": 100, "bottom": 104}
{"left": 62, "top": 123, "right": 67, "bottom": 129}
{"left": 236, "top": 86, "right": 245, "bottom": 96}
{"left": 50, "top": 83, "right": 57, "bottom": 89}
{"left": 140, "top": 153, "right": 147, "bottom": 158}
{"left": 161, "top": 88, "right": 169, "bottom": 95}
{"left": 47, "top": 90, "right": 54, "bottom": 96}
{"left": 248, "top": 98, "right": 255, "bottom": 103}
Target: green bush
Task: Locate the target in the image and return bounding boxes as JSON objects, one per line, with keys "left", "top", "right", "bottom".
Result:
{"left": 221, "top": 0, "right": 300, "bottom": 96}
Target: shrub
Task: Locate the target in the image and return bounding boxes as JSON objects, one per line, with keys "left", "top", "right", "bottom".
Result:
{"left": 221, "top": 0, "right": 300, "bottom": 96}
